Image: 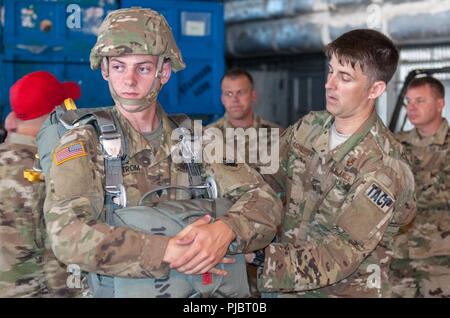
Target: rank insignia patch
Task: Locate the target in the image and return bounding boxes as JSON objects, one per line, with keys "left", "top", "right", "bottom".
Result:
{"left": 54, "top": 142, "right": 87, "bottom": 165}
{"left": 366, "top": 183, "right": 395, "bottom": 213}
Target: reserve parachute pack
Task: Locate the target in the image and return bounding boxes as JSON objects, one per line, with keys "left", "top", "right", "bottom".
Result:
{"left": 36, "top": 102, "right": 250, "bottom": 298}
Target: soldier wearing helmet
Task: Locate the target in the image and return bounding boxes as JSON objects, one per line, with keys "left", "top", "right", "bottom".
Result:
{"left": 42, "top": 7, "right": 282, "bottom": 297}
{"left": 89, "top": 7, "right": 185, "bottom": 114}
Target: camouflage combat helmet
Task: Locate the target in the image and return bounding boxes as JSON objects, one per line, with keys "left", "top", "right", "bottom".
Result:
{"left": 90, "top": 7, "right": 186, "bottom": 112}
{"left": 90, "top": 7, "right": 185, "bottom": 72}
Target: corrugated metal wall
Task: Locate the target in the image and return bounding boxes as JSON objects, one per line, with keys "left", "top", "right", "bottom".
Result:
{"left": 228, "top": 54, "right": 326, "bottom": 127}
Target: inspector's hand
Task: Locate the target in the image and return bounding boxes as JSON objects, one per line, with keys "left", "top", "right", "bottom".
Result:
{"left": 170, "top": 215, "right": 236, "bottom": 275}
{"left": 162, "top": 215, "right": 213, "bottom": 264}
{"left": 163, "top": 237, "right": 190, "bottom": 264}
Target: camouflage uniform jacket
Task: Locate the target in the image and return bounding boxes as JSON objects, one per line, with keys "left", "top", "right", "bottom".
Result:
{"left": 258, "top": 110, "right": 416, "bottom": 297}
{"left": 208, "top": 114, "right": 282, "bottom": 131}
{"left": 0, "top": 133, "right": 48, "bottom": 297}
{"left": 1, "top": 133, "right": 83, "bottom": 298}
{"left": 207, "top": 114, "right": 284, "bottom": 195}
{"left": 43, "top": 105, "right": 282, "bottom": 278}
{"left": 394, "top": 119, "right": 450, "bottom": 260}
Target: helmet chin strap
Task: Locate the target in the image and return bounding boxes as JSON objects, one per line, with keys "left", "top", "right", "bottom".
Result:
{"left": 105, "top": 56, "right": 165, "bottom": 113}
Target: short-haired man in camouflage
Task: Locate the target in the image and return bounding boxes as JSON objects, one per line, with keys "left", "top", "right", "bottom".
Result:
{"left": 391, "top": 76, "right": 450, "bottom": 298}
{"left": 256, "top": 29, "right": 416, "bottom": 297}
{"left": 42, "top": 7, "right": 282, "bottom": 295}
{"left": 208, "top": 68, "right": 284, "bottom": 195}
{"left": 210, "top": 68, "right": 282, "bottom": 135}
{"left": 208, "top": 68, "right": 284, "bottom": 297}
{"left": 0, "top": 71, "right": 81, "bottom": 297}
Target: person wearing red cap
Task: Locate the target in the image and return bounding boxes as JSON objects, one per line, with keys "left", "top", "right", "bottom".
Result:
{"left": 0, "top": 71, "right": 81, "bottom": 297}
{"left": 7, "top": 71, "right": 81, "bottom": 139}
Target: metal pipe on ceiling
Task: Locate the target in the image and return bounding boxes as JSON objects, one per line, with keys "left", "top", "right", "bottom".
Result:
{"left": 225, "top": 0, "right": 450, "bottom": 56}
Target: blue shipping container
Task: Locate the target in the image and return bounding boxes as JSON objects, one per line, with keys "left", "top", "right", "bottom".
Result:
{"left": 0, "top": 57, "right": 5, "bottom": 120}
{"left": 2, "top": 0, "right": 224, "bottom": 123}
{"left": 1, "top": 1, "right": 119, "bottom": 120}
{"left": 3, "top": 0, "right": 118, "bottom": 62}
{"left": 0, "top": 0, "right": 4, "bottom": 53}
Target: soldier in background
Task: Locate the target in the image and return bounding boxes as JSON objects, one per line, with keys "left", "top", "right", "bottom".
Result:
{"left": 208, "top": 68, "right": 284, "bottom": 297}
{"left": 256, "top": 29, "right": 416, "bottom": 297}
{"left": 208, "top": 68, "right": 284, "bottom": 195}
{"left": 391, "top": 76, "right": 450, "bottom": 298}
{"left": 0, "top": 71, "right": 81, "bottom": 297}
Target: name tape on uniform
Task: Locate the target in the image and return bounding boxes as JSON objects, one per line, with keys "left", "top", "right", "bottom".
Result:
{"left": 365, "top": 182, "right": 395, "bottom": 213}
{"left": 54, "top": 142, "right": 87, "bottom": 166}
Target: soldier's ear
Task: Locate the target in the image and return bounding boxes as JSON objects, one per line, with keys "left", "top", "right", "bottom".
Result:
{"left": 437, "top": 97, "right": 445, "bottom": 113}
{"left": 101, "top": 57, "right": 109, "bottom": 80}
{"left": 160, "top": 62, "right": 172, "bottom": 85}
{"left": 368, "top": 80, "right": 386, "bottom": 100}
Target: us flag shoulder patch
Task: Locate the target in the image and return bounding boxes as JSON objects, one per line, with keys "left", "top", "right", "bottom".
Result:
{"left": 54, "top": 142, "right": 87, "bottom": 165}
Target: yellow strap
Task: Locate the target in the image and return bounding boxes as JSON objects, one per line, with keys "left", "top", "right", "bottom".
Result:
{"left": 23, "top": 169, "right": 43, "bottom": 183}
{"left": 64, "top": 98, "right": 77, "bottom": 110}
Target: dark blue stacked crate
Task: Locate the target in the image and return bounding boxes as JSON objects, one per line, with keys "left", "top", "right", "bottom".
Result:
{"left": 2, "top": 0, "right": 119, "bottom": 119}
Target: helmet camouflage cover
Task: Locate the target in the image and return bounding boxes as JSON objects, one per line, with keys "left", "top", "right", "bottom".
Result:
{"left": 90, "top": 7, "right": 185, "bottom": 72}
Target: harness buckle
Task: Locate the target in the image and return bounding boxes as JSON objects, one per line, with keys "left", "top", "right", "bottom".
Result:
{"left": 100, "top": 133, "right": 122, "bottom": 159}
{"left": 106, "top": 184, "right": 128, "bottom": 207}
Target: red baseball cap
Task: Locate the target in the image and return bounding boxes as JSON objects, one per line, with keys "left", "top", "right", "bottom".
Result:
{"left": 9, "top": 71, "right": 81, "bottom": 121}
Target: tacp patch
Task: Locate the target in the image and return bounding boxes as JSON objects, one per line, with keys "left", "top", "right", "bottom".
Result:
{"left": 54, "top": 142, "right": 87, "bottom": 165}
{"left": 365, "top": 182, "right": 395, "bottom": 213}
